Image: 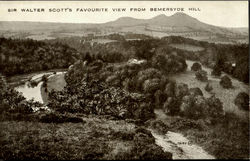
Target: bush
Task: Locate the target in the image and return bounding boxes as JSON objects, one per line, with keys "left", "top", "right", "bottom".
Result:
{"left": 180, "top": 95, "right": 206, "bottom": 119}
{"left": 39, "top": 112, "right": 84, "bottom": 123}
{"left": 211, "top": 64, "right": 222, "bottom": 76}
{"left": 163, "top": 97, "right": 180, "bottom": 116}
{"left": 143, "top": 78, "right": 161, "bottom": 93}
{"left": 191, "top": 62, "right": 202, "bottom": 71}
{"left": 133, "top": 127, "right": 172, "bottom": 160}
{"left": 234, "top": 92, "right": 249, "bottom": 111}
{"left": 195, "top": 70, "right": 208, "bottom": 82}
{"left": 206, "top": 95, "right": 224, "bottom": 119}
{"left": 175, "top": 83, "right": 189, "bottom": 99}
{"left": 148, "top": 120, "right": 169, "bottom": 134}
{"left": 220, "top": 75, "right": 232, "bottom": 89}
{"left": 164, "top": 81, "right": 176, "bottom": 97}
{"left": 189, "top": 87, "right": 203, "bottom": 96}
{"left": 205, "top": 83, "right": 213, "bottom": 92}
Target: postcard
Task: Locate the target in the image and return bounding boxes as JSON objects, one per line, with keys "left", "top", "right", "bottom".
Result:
{"left": 0, "top": 1, "right": 249, "bottom": 160}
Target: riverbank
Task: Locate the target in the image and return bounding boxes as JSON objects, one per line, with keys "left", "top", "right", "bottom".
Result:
{"left": 7, "top": 68, "right": 67, "bottom": 88}
{"left": 41, "top": 72, "right": 67, "bottom": 104}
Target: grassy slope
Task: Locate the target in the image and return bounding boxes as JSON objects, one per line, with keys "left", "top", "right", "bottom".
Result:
{"left": 169, "top": 43, "right": 205, "bottom": 52}
{"left": 170, "top": 60, "right": 249, "bottom": 119}
{"left": 154, "top": 109, "right": 249, "bottom": 159}
{"left": 0, "top": 114, "right": 171, "bottom": 160}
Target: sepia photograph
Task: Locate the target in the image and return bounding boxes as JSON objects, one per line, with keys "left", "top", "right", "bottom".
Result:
{"left": 0, "top": 0, "right": 249, "bottom": 160}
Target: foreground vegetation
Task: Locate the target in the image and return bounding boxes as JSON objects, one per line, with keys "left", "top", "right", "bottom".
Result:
{"left": 159, "top": 112, "right": 249, "bottom": 159}
{"left": 0, "top": 73, "right": 172, "bottom": 160}
{"left": 0, "top": 114, "right": 171, "bottom": 160}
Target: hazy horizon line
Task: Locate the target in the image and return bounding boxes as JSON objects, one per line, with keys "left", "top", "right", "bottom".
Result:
{"left": 0, "top": 13, "right": 248, "bottom": 28}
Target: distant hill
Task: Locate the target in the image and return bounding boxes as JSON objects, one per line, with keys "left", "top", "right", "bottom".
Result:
{"left": 104, "top": 12, "right": 247, "bottom": 36}
{"left": 0, "top": 12, "right": 248, "bottom": 43}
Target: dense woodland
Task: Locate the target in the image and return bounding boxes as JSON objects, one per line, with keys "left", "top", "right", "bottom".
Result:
{"left": 0, "top": 38, "right": 80, "bottom": 76}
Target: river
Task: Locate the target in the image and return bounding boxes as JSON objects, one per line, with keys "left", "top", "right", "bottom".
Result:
{"left": 15, "top": 71, "right": 66, "bottom": 104}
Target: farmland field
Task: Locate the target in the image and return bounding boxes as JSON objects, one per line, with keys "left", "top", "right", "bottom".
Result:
{"left": 169, "top": 43, "right": 205, "bottom": 52}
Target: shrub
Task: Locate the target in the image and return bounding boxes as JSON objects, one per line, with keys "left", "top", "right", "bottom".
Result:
{"left": 220, "top": 75, "right": 232, "bottom": 89}
{"left": 133, "top": 127, "right": 172, "bottom": 160}
{"left": 180, "top": 95, "right": 206, "bottom": 119}
{"left": 164, "top": 81, "right": 176, "bottom": 97}
{"left": 148, "top": 120, "right": 169, "bottom": 134}
{"left": 205, "top": 83, "right": 213, "bottom": 92}
{"left": 163, "top": 97, "right": 180, "bottom": 116}
{"left": 143, "top": 78, "right": 161, "bottom": 93}
{"left": 206, "top": 95, "right": 224, "bottom": 119}
{"left": 175, "top": 83, "right": 189, "bottom": 99}
{"left": 211, "top": 64, "right": 222, "bottom": 76}
{"left": 39, "top": 112, "right": 84, "bottom": 123}
{"left": 234, "top": 92, "right": 249, "bottom": 111}
{"left": 191, "top": 62, "right": 202, "bottom": 71}
{"left": 189, "top": 87, "right": 203, "bottom": 97}
{"left": 195, "top": 70, "right": 208, "bottom": 82}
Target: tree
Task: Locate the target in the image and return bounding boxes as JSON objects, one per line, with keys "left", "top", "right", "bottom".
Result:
{"left": 206, "top": 95, "right": 224, "bottom": 119}
{"left": 180, "top": 95, "right": 207, "bottom": 119}
{"left": 220, "top": 75, "right": 232, "bottom": 89}
{"left": 195, "top": 70, "right": 208, "bottom": 82}
{"left": 205, "top": 83, "right": 213, "bottom": 92}
{"left": 191, "top": 62, "right": 202, "bottom": 71}
{"left": 211, "top": 64, "right": 222, "bottom": 76}
{"left": 0, "top": 74, "right": 7, "bottom": 91}
{"left": 175, "top": 83, "right": 189, "bottom": 99}
{"left": 234, "top": 92, "right": 249, "bottom": 111}
{"left": 189, "top": 87, "right": 203, "bottom": 96}
{"left": 164, "top": 81, "right": 176, "bottom": 97}
{"left": 163, "top": 97, "right": 180, "bottom": 116}
{"left": 143, "top": 78, "right": 161, "bottom": 94}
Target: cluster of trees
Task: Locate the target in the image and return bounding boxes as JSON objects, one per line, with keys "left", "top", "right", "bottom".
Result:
{"left": 48, "top": 76, "right": 155, "bottom": 121}
{"left": 0, "top": 74, "right": 41, "bottom": 115}
{"left": 47, "top": 41, "right": 187, "bottom": 120}
{"left": 161, "top": 36, "right": 249, "bottom": 84}
{"left": 161, "top": 81, "right": 224, "bottom": 121}
{"left": 0, "top": 38, "right": 80, "bottom": 76}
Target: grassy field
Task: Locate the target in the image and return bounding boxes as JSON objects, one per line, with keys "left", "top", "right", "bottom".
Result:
{"left": 25, "top": 33, "right": 55, "bottom": 40}
{"left": 41, "top": 73, "right": 67, "bottom": 104}
{"left": 0, "top": 114, "right": 172, "bottom": 160}
{"left": 169, "top": 43, "right": 205, "bottom": 52}
{"left": 170, "top": 60, "right": 249, "bottom": 119}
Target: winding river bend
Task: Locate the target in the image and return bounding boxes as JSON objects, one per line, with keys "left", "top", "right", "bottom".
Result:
{"left": 15, "top": 71, "right": 65, "bottom": 104}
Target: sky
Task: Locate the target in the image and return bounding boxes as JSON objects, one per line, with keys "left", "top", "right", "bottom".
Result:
{"left": 0, "top": 1, "right": 248, "bottom": 27}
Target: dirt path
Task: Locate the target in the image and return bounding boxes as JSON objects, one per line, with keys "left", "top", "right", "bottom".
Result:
{"left": 151, "top": 109, "right": 215, "bottom": 159}
{"left": 151, "top": 130, "right": 215, "bottom": 159}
